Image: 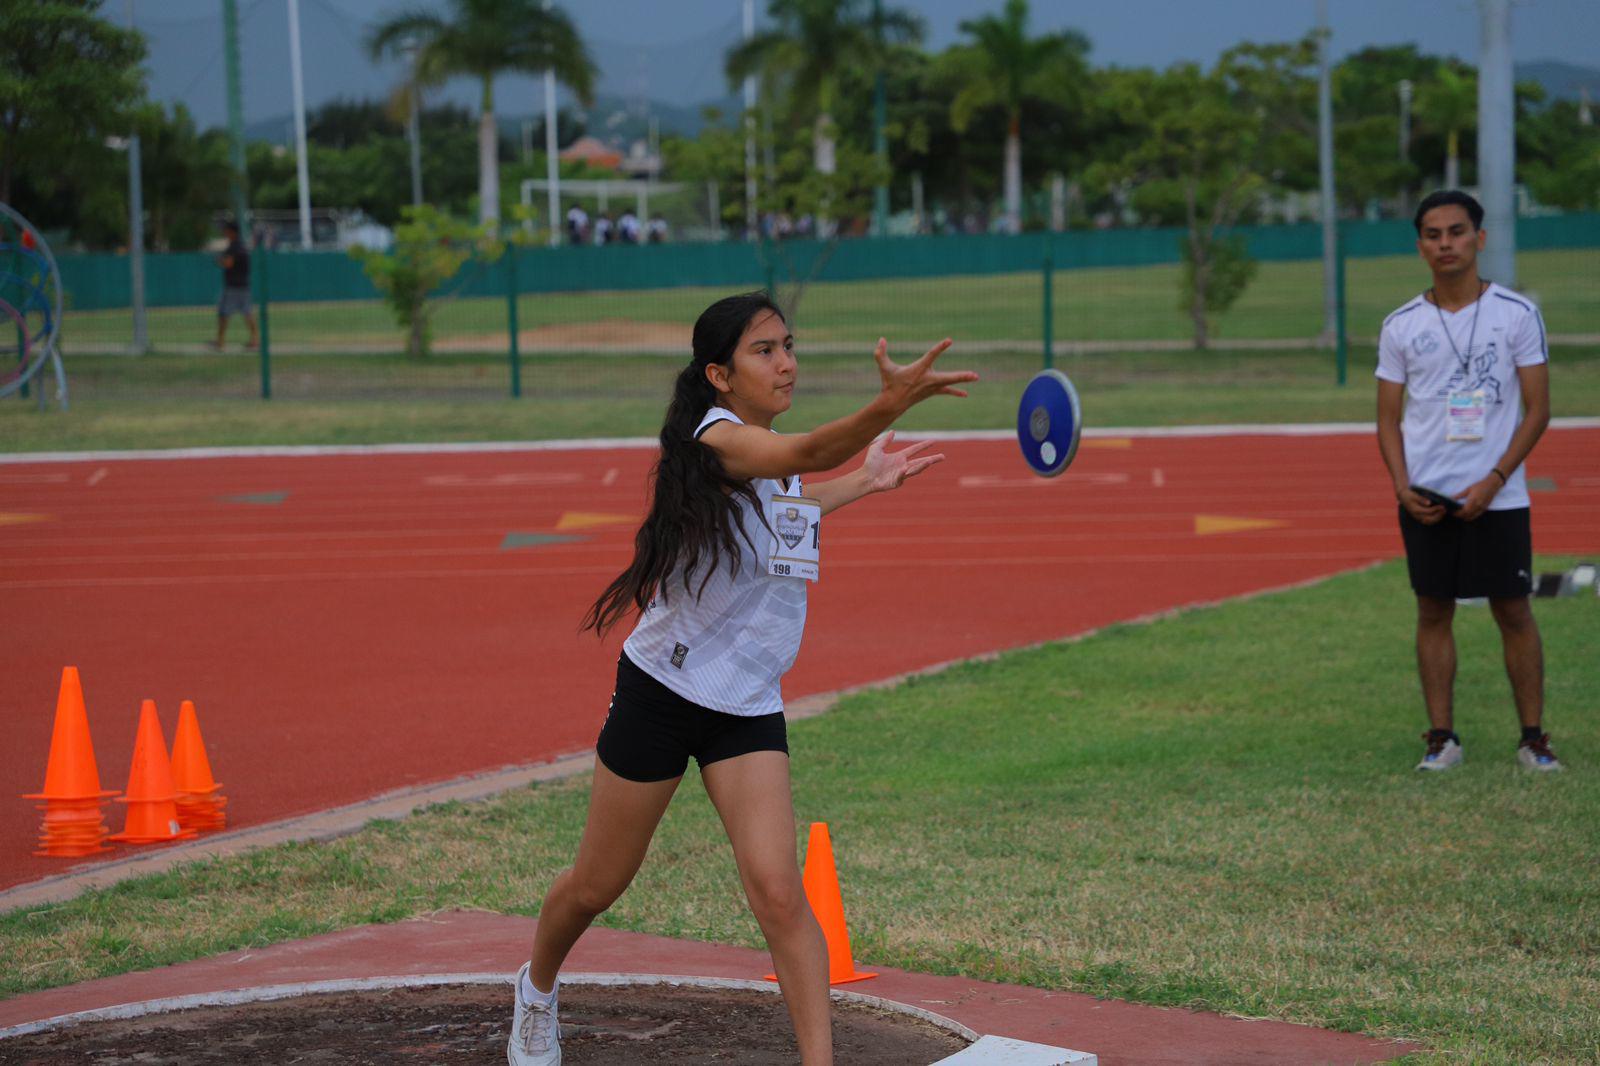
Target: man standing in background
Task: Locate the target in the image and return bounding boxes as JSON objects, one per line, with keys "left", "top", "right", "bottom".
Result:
{"left": 1375, "top": 190, "right": 1560, "bottom": 774}
{"left": 212, "top": 220, "right": 257, "bottom": 351}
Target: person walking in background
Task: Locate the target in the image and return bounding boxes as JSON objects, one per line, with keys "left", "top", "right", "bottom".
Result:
{"left": 211, "top": 220, "right": 257, "bottom": 351}
{"left": 1375, "top": 190, "right": 1560, "bottom": 774}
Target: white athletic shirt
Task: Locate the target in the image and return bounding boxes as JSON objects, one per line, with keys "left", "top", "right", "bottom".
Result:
{"left": 622, "top": 407, "right": 807, "bottom": 717}
{"left": 1375, "top": 282, "right": 1548, "bottom": 511}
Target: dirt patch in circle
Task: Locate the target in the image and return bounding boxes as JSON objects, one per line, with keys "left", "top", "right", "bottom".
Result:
{"left": 0, "top": 982, "right": 971, "bottom": 1064}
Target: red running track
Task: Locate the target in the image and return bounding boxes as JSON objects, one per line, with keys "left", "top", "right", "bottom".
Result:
{"left": 4, "top": 428, "right": 1597, "bottom": 891}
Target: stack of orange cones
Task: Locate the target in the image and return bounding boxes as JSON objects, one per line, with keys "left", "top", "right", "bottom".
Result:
{"left": 22, "top": 667, "right": 120, "bottom": 857}
{"left": 171, "top": 699, "right": 226, "bottom": 832}
{"left": 109, "top": 700, "right": 197, "bottom": 845}
{"left": 769, "top": 822, "right": 878, "bottom": 985}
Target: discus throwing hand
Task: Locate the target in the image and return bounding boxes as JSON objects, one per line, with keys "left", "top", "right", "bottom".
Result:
{"left": 874, "top": 337, "right": 978, "bottom": 411}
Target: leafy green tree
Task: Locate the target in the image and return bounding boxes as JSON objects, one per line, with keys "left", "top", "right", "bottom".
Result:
{"left": 1094, "top": 39, "right": 1316, "bottom": 349}
{"left": 367, "top": 0, "right": 595, "bottom": 228}
{"left": 1519, "top": 98, "right": 1600, "bottom": 210}
{"left": 1415, "top": 64, "right": 1475, "bottom": 189}
{"left": 942, "top": 0, "right": 1088, "bottom": 233}
{"left": 134, "top": 103, "right": 232, "bottom": 251}
{"left": 726, "top": 0, "right": 922, "bottom": 180}
{"left": 350, "top": 205, "right": 503, "bottom": 357}
{"left": 0, "top": 0, "right": 146, "bottom": 207}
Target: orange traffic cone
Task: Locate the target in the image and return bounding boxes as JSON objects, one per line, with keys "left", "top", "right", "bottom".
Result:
{"left": 22, "top": 667, "right": 119, "bottom": 857}
{"left": 109, "top": 700, "right": 196, "bottom": 844}
{"left": 768, "top": 822, "right": 877, "bottom": 985}
{"left": 171, "top": 700, "right": 226, "bottom": 832}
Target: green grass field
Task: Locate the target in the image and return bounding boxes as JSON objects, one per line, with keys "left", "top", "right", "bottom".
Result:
{"left": 4, "top": 560, "right": 1596, "bottom": 1062}
{"left": 58, "top": 249, "right": 1600, "bottom": 353}
{"left": 5, "top": 344, "right": 1599, "bottom": 453}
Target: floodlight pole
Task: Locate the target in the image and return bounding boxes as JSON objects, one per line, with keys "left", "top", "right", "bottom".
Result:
{"left": 126, "top": 0, "right": 147, "bottom": 355}
{"left": 404, "top": 38, "right": 423, "bottom": 206}
{"left": 1478, "top": 0, "right": 1516, "bottom": 287}
{"left": 743, "top": 0, "right": 757, "bottom": 240}
{"left": 222, "top": 0, "right": 250, "bottom": 232}
{"left": 1316, "top": 0, "right": 1338, "bottom": 346}
{"left": 871, "top": 0, "right": 888, "bottom": 237}
{"left": 543, "top": 0, "right": 560, "bottom": 246}
{"left": 287, "top": 0, "right": 312, "bottom": 248}
{"left": 1397, "top": 78, "right": 1413, "bottom": 214}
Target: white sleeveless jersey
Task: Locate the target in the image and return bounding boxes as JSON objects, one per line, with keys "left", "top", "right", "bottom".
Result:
{"left": 622, "top": 407, "right": 807, "bottom": 717}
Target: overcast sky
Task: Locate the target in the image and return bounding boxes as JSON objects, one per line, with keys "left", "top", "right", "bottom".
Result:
{"left": 133, "top": 0, "right": 1600, "bottom": 130}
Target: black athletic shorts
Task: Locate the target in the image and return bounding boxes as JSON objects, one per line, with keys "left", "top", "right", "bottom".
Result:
{"left": 1397, "top": 505, "right": 1533, "bottom": 600}
{"left": 595, "top": 653, "right": 788, "bottom": 782}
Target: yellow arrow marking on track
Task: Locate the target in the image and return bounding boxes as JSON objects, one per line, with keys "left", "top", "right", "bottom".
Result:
{"left": 556, "top": 511, "right": 636, "bottom": 531}
{"left": 1195, "top": 514, "right": 1289, "bottom": 536}
{"left": 0, "top": 513, "right": 50, "bottom": 526}
{"left": 1083, "top": 437, "right": 1133, "bottom": 449}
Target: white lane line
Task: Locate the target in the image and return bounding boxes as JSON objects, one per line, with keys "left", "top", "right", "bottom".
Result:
{"left": 959, "top": 472, "right": 1130, "bottom": 488}
{"left": 601, "top": 467, "right": 619, "bottom": 486}
{"left": 423, "top": 472, "right": 581, "bottom": 487}
{"left": 87, "top": 468, "right": 108, "bottom": 486}
{"left": 0, "top": 472, "right": 69, "bottom": 484}
{"left": 1152, "top": 467, "right": 1166, "bottom": 487}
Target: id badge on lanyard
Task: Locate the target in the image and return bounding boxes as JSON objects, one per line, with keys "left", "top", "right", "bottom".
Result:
{"left": 1446, "top": 389, "right": 1487, "bottom": 442}
{"left": 767, "top": 494, "right": 821, "bottom": 581}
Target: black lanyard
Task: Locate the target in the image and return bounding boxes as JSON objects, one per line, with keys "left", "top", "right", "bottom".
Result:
{"left": 1430, "top": 280, "right": 1489, "bottom": 378}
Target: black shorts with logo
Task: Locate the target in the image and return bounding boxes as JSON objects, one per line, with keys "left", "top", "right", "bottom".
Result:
{"left": 1397, "top": 506, "right": 1533, "bottom": 600}
{"left": 595, "top": 653, "right": 788, "bottom": 783}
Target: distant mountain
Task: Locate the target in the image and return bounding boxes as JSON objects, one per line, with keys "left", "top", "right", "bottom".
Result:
{"left": 1515, "top": 60, "right": 1600, "bottom": 102}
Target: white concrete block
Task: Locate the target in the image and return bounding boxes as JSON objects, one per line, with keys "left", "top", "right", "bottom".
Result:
{"left": 932, "top": 1033, "right": 1098, "bottom": 1065}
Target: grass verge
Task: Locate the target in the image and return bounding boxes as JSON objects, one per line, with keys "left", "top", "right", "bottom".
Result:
{"left": 4, "top": 560, "right": 1597, "bottom": 1062}
{"left": 4, "top": 345, "right": 1599, "bottom": 453}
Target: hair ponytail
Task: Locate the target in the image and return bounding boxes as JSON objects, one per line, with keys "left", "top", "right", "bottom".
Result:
{"left": 583, "top": 291, "right": 784, "bottom": 635}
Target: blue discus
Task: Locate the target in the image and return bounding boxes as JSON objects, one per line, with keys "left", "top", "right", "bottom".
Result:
{"left": 1017, "top": 369, "right": 1082, "bottom": 478}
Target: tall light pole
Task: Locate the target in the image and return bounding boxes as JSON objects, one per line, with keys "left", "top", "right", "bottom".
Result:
{"left": 1398, "top": 78, "right": 1413, "bottom": 215}
{"left": 1478, "top": 0, "right": 1516, "bottom": 287}
{"left": 126, "top": 0, "right": 146, "bottom": 354}
{"left": 542, "top": 0, "right": 560, "bottom": 245}
{"left": 403, "top": 37, "right": 423, "bottom": 207}
{"left": 287, "top": 0, "right": 312, "bottom": 248}
{"left": 871, "top": 0, "right": 888, "bottom": 237}
{"left": 743, "top": 0, "right": 757, "bottom": 240}
{"left": 222, "top": 0, "right": 250, "bottom": 231}
{"left": 1316, "top": 0, "right": 1338, "bottom": 345}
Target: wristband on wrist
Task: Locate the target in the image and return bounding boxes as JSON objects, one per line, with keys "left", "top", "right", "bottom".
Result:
{"left": 1491, "top": 467, "right": 1508, "bottom": 484}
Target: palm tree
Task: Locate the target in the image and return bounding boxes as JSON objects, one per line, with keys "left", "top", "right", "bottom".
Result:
{"left": 945, "top": 0, "right": 1088, "bottom": 234}
{"left": 1416, "top": 64, "right": 1475, "bottom": 189}
{"left": 368, "top": 0, "right": 595, "bottom": 227}
{"left": 726, "top": 0, "right": 922, "bottom": 178}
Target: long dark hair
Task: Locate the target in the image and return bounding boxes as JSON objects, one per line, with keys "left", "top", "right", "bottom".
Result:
{"left": 583, "top": 291, "right": 785, "bottom": 635}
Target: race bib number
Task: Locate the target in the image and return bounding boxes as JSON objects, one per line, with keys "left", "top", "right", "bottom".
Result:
{"left": 1446, "top": 389, "right": 1487, "bottom": 442}
{"left": 767, "top": 495, "right": 821, "bottom": 582}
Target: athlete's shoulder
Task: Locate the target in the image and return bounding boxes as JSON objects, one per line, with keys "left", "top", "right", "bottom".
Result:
{"left": 1487, "top": 283, "right": 1540, "bottom": 316}
{"left": 1381, "top": 294, "right": 1427, "bottom": 331}
{"left": 694, "top": 406, "right": 744, "bottom": 439}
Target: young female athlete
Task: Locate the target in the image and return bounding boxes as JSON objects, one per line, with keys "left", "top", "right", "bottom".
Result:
{"left": 507, "top": 291, "right": 976, "bottom": 1065}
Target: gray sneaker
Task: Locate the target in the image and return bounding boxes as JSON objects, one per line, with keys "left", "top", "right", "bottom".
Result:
{"left": 1416, "top": 733, "right": 1463, "bottom": 771}
{"left": 508, "top": 962, "right": 560, "bottom": 1066}
{"left": 1517, "top": 733, "right": 1564, "bottom": 772}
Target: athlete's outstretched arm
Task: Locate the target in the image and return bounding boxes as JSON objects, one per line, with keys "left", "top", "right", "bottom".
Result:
{"left": 703, "top": 338, "right": 975, "bottom": 481}
{"left": 810, "top": 432, "right": 944, "bottom": 515}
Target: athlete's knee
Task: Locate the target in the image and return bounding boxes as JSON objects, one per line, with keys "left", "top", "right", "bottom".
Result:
{"left": 745, "top": 869, "right": 808, "bottom": 928}
{"left": 1416, "top": 595, "right": 1455, "bottom": 627}
{"left": 562, "top": 868, "right": 631, "bottom": 918}
{"left": 1489, "top": 596, "right": 1536, "bottom": 633}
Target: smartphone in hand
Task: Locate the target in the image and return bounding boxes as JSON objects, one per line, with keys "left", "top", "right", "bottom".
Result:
{"left": 1410, "top": 485, "right": 1463, "bottom": 514}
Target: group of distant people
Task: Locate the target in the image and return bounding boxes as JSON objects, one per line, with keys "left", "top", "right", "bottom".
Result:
{"left": 565, "top": 205, "right": 668, "bottom": 246}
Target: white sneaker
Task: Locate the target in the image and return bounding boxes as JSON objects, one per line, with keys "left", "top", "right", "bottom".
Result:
{"left": 1517, "top": 734, "right": 1564, "bottom": 772}
{"left": 507, "top": 962, "right": 561, "bottom": 1066}
{"left": 1416, "top": 734, "right": 1463, "bottom": 771}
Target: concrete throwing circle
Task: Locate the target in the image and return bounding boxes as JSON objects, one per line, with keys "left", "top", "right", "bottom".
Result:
{"left": 0, "top": 974, "right": 973, "bottom": 1064}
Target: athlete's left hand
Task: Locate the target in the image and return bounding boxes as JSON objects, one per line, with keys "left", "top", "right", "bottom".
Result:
{"left": 1455, "top": 475, "right": 1501, "bottom": 521}
{"left": 861, "top": 431, "right": 944, "bottom": 493}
